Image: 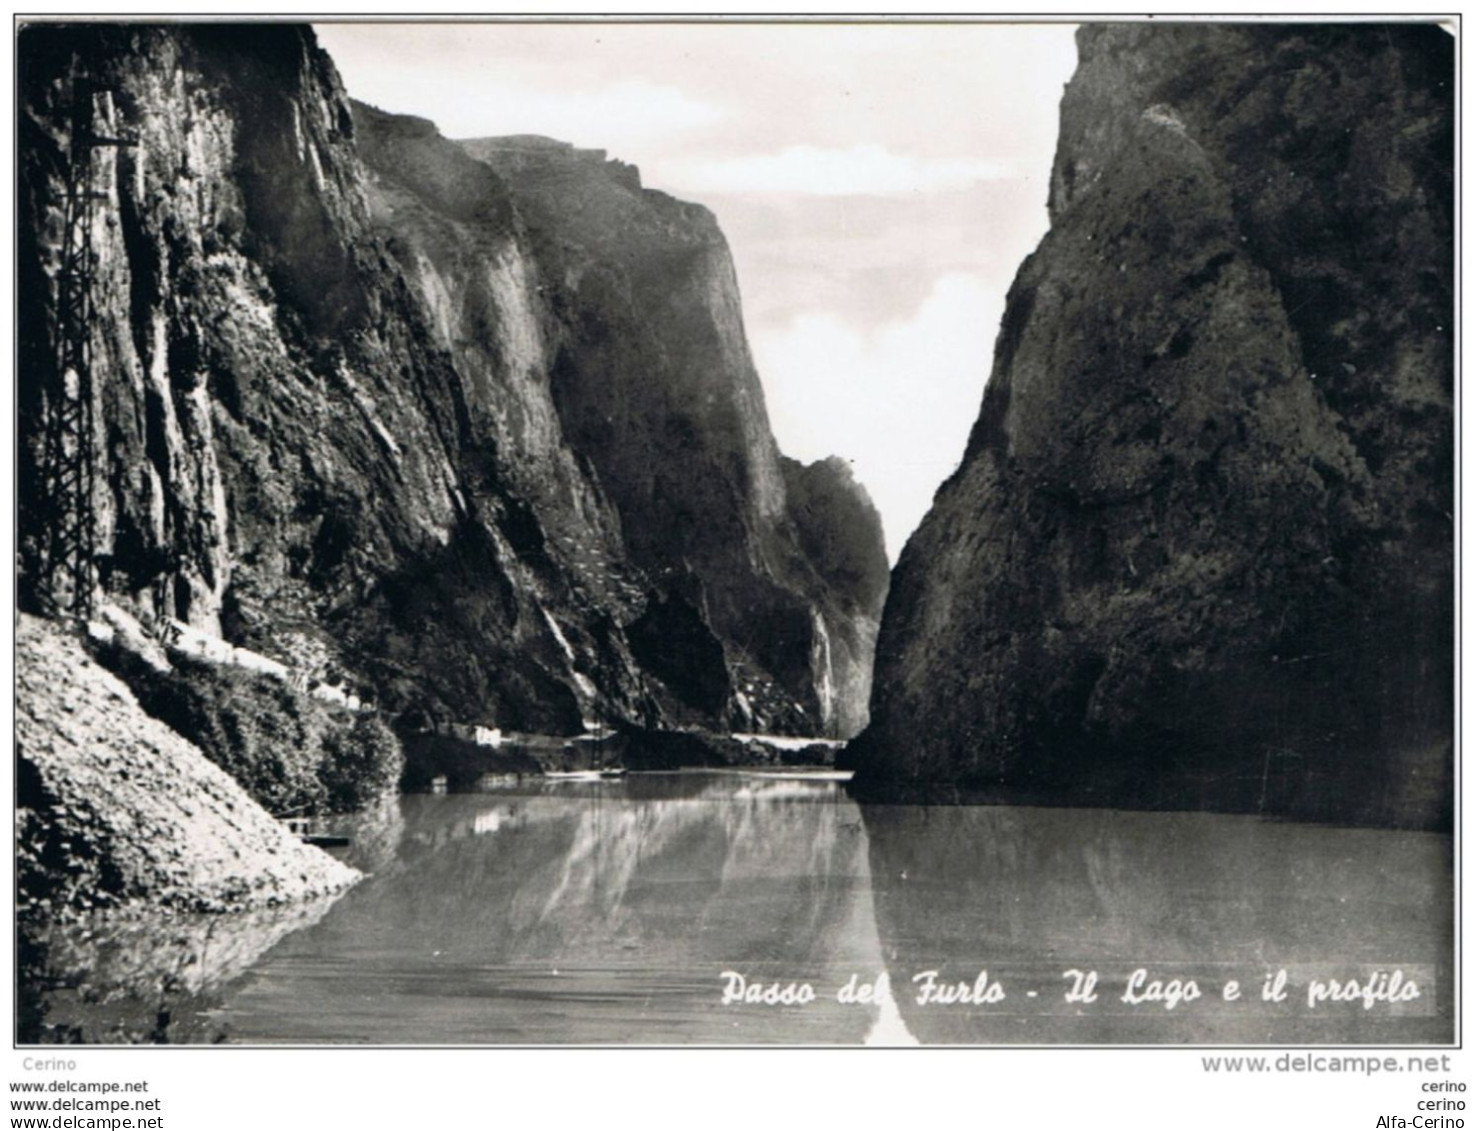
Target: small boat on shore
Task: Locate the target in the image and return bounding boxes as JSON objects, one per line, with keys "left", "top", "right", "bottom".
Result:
{"left": 301, "top": 833, "right": 351, "bottom": 848}
{"left": 544, "top": 767, "right": 627, "bottom": 781}
{"left": 280, "top": 815, "right": 352, "bottom": 848}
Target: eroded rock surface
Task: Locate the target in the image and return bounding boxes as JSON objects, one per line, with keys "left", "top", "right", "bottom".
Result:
{"left": 846, "top": 24, "right": 1453, "bottom": 828}
{"left": 18, "top": 26, "right": 886, "bottom": 740}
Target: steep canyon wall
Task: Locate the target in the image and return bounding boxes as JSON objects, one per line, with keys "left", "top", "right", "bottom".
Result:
{"left": 846, "top": 24, "right": 1453, "bottom": 828}
{"left": 18, "top": 24, "right": 886, "bottom": 741}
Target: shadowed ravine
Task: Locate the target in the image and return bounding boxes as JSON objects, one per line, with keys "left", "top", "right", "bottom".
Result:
{"left": 25, "top": 773, "right": 1451, "bottom": 1045}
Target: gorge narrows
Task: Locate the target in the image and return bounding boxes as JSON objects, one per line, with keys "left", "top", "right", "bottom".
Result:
{"left": 15, "top": 22, "right": 1453, "bottom": 1062}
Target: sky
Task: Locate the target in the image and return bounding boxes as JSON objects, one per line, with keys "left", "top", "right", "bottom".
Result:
{"left": 314, "top": 21, "right": 1079, "bottom": 560}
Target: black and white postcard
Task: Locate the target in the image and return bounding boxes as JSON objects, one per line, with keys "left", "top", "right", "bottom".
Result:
{"left": 8, "top": 12, "right": 1460, "bottom": 1126}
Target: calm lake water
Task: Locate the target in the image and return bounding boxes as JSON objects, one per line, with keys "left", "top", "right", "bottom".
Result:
{"left": 26, "top": 772, "right": 1452, "bottom": 1045}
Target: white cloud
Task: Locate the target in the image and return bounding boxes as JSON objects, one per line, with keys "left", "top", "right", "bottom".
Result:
{"left": 754, "top": 273, "right": 1005, "bottom": 561}
{"left": 655, "top": 144, "right": 1015, "bottom": 197}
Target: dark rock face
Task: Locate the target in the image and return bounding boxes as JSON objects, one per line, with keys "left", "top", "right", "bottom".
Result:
{"left": 846, "top": 25, "right": 1453, "bottom": 828}
{"left": 19, "top": 24, "right": 586, "bottom": 733}
{"left": 18, "top": 25, "right": 886, "bottom": 740}
{"left": 383, "top": 125, "right": 886, "bottom": 736}
{"left": 780, "top": 456, "right": 889, "bottom": 736}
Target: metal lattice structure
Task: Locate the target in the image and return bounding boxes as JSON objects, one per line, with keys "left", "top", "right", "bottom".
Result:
{"left": 37, "top": 75, "right": 134, "bottom": 620}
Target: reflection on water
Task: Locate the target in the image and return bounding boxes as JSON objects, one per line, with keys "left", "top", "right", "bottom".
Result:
{"left": 218, "top": 774, "right": 879, "bottom": 1044}
{"left": 862, "top": 804, "right": 1452, "bottom": 1044}
{"left": 21, "top": 896, "right": 346, "bottom": 1043}
{"left": 24, "top": 773, "right": 1452, "bottom": 1044}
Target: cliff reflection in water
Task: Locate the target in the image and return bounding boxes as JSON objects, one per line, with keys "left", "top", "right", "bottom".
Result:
{"left": 20, "top": 803, "right": 408, "bottom": 1043}
{"left": 860, "top": 803, "right": 1452, "bottom": 1044}
{"left": 22, "top": 895, "right": 347, "bottom": 1043}
{"left": 218, "top": 774, "right": 886, "bottom": 1043}
{"left": 54, "top": 774, "right": 1448, "bottom": 1044}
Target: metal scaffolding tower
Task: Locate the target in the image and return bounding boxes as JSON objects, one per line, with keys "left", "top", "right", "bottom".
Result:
{"left": 38, "top": 75, "right": 134, "bottom": 620}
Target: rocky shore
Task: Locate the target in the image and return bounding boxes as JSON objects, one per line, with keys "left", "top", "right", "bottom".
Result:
{"left": 17, "top": 614, "right": 359, "bottom": 917}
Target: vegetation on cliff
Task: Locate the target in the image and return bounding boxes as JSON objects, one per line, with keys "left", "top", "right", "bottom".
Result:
{"left": 103, "top": 652, "right": 404, "bottom": 817}
{"left": 17, "top": 615, "right": 359, "bottom": 916}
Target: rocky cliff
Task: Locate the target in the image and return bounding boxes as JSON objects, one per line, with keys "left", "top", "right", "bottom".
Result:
{"left": 780, "top": 455, "right": 889, "bottom": 737}
{"left": 365, "top": 116, "right": 885, "bottom": 735}
{"left": 845, "top": 24, "right": 1453, "bottom": 828}
{"left": 17, "top": 24, "right": 885, "bottom": 741}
